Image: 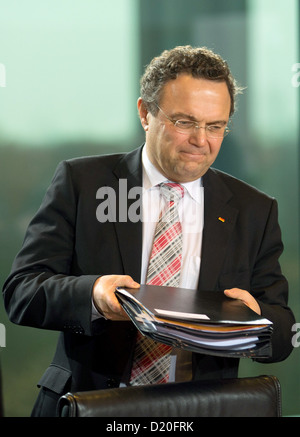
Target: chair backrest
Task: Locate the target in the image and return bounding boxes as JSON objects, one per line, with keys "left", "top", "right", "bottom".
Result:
{"left": 57, "top": 375, "right": 281, "bottom": 417}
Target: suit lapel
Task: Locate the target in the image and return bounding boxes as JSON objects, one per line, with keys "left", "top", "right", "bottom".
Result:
{"left": 198, "top": 168, "right": 238, "bottom": 291}
{"left": 111, "top": 147, "right": 143, "bottom": 282}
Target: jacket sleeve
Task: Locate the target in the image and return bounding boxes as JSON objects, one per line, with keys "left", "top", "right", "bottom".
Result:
{"left": 250, "top": 199, "right": 295, "bottom": 363}
{"left": 2, "top": 161, "right": 100, "bottom": 336}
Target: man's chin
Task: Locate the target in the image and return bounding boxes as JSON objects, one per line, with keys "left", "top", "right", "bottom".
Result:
{"left": 172, "top": 161, "right": 209, "bottom": 182}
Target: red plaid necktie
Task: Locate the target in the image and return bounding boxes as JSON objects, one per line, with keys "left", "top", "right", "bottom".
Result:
{"left": 129, "top": 182, "right": 184, "bottom": 386}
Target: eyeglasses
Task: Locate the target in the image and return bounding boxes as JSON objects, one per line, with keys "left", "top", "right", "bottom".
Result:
{"left": 155, "top": 104, "right": 230, "bottom": 139}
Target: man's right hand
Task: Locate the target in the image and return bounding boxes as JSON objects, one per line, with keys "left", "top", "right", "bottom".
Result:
{"left": 92, "top": 275, "right": 140, "bottom": 321}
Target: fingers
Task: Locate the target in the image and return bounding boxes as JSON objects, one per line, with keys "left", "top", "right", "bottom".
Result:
{"left": 93, "top": 275, "right": 140, "bottom": 321}
{"left": 224, "top": 288, "right": 261, "bottom": 315}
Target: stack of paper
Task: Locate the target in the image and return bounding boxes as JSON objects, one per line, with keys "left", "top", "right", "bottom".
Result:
{"left": 115, "top": 285, "right": 273, "bottom": 359}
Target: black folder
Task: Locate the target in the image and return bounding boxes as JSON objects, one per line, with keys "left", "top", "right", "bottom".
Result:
{"left": 115, "top": 285, "right": 273, "bottom": 359}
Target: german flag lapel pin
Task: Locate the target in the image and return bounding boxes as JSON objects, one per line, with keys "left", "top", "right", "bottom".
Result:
{"left": 218, "top": 217, "right": 225, "bottom": 223}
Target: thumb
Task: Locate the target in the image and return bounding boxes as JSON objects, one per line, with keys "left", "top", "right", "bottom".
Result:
{"left": 116, "top": 275, "right": 140, "bottom": 289}
{"left": 224, "top": 288, "right": 241, "bottom": 298}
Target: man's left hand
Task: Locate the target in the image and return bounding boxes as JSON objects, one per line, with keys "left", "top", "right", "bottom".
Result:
{"left": 224, "top": 288, "right": 261, "bottom": 315}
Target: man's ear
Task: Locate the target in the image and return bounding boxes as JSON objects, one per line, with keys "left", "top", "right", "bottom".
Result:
{"left": 137, "top": 98, "right": 149, "bottom": 131}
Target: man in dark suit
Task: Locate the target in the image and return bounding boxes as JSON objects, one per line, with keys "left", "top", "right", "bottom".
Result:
{"left": 2, "top": 46, "right": 295, "bottom": 417}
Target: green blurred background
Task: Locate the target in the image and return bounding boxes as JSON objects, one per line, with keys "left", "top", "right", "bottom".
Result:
{"left": 0, "top": 0, "right": 299, "bottom": 416}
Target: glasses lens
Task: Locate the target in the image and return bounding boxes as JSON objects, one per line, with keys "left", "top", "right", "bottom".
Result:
{"left": 174, "top": 123, "right": 230, "bottom": 138}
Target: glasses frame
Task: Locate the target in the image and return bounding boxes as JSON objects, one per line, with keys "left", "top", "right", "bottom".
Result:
{"left": 155, "top": 103, "right": 230, "bottom": 139}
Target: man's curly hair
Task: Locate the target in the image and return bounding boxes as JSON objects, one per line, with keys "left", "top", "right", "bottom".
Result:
{"left": 140, "top": 45, "right": 243, "bottom": 117}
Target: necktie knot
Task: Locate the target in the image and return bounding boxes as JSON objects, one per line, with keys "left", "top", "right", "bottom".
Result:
{"left": 160, "top": 182, "right": 184, "bottom": 204}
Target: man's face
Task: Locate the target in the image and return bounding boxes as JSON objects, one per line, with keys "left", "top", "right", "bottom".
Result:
{"left": 138, "top": 74, "right": 231, "bottom": 183}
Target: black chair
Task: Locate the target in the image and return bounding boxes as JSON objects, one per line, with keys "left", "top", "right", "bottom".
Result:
{"left": 57, "top": 375, "right": 281, "bottom": 417}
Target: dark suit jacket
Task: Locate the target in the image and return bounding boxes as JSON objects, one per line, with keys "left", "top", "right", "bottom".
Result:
{"left": 2, "top": 146, "right": 295, "bottom": 414}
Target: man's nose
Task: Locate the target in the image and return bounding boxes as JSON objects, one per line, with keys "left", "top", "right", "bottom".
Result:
{"left": 189, "top": 126, "right": 208, "bottom": 144}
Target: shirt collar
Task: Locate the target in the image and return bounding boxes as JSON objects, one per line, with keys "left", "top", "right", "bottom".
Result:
{"left": 142, "top": 145, "right": 203, "bottom": 204}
